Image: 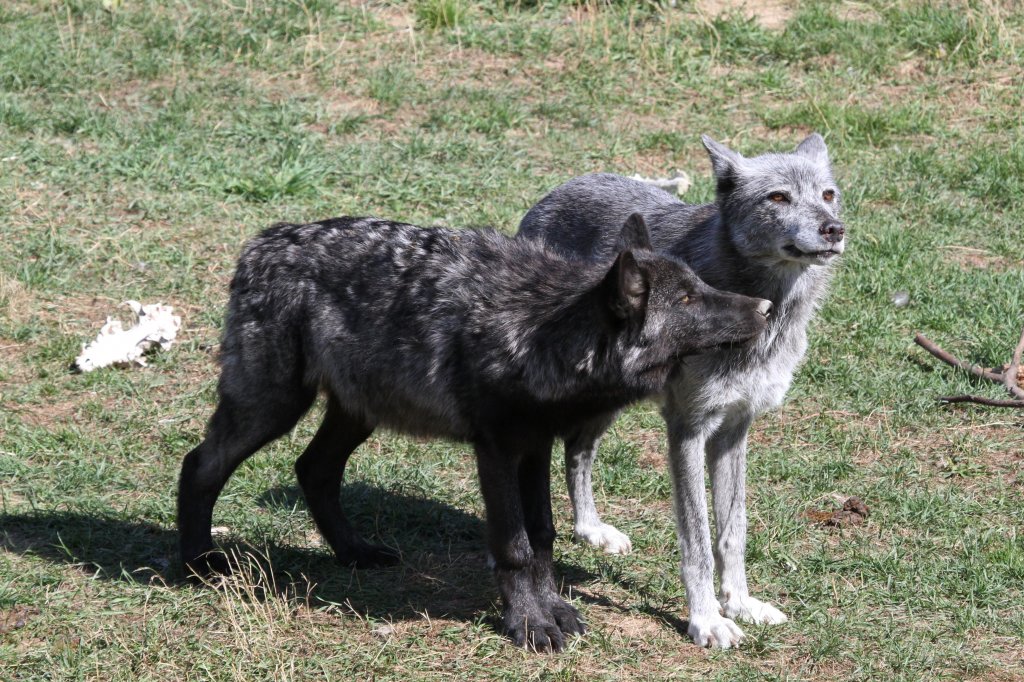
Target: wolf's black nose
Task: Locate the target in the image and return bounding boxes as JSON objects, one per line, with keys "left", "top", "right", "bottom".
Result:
{"left": 756, "top": 300, "right": 773, "bottom": 318}
{"left": 820, "top": 220, "right": 845, "bottom": 243}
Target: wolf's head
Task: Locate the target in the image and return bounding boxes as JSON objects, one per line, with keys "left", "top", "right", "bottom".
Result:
{"left": 702, "top": 134, "right": 844, "bottom": 267}
{"left": 604, "top": 214, "right": 773, "bottom": 391}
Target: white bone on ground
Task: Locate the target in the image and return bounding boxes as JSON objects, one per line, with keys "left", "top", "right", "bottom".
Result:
{"left": 629, "top": 171, "right": 691, "bottom": 196}
{"left": 75, "top": 300, "right": 182, "bottom": 372}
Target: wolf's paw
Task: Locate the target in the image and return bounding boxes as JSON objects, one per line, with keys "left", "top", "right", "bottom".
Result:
{"left": 183, "top": 550, "right": 231, "bottom": 581}
{"left": 340, "top": 543, "right": 400, "bottom": 569}
{"left": 573, "top": 522, "right": 632, "bottom": 555}
{"left": 687, "top": 612, "right": 745, "bottom": 649}
{"left": 720, "top": 595, "right": 788, "bottom": 625}
{"left": 503, "top": 613, "right": 566, "bottom": 653}
{"left": 545, "top": 597, "right": 586, "bottom": 636}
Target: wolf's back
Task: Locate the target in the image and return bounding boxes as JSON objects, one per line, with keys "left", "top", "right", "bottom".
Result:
{"left": 519, "top": 173, "right": 706, "bottom": 261}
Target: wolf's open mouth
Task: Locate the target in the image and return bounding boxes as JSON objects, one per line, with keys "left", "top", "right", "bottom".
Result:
{"left": 784, "top": 245, "right": 839, "bottom": 259}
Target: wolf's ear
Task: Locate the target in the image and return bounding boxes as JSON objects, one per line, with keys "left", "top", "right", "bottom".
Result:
{"left": 615, "top": 213, "right": 653, "bottom": 252}
{"left": 701, "top": 135, "right": 744, "bottom": 193}
{"left": 795, "top": 133, "right": 829, "bottom": 165}
{"left": 607, "top": 250, "right": 650, "bottom": 319}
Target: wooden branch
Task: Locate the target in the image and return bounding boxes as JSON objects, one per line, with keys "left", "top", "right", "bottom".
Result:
{"left": 916, "top": 330, "right": 1024, "bottom": 407}
{"left": 1003, "top": 324, "right": 1024, "bottom": 400}
{"left": 938, "top": 394, "right": 1024, "bottom": 408}
{"left": 913, "top": 333, "right": 1005, "bottom": 383}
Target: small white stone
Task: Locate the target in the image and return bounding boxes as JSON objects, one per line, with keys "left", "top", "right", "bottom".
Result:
{"left": 372, "top": 623, "right": 396, "bottom": 639}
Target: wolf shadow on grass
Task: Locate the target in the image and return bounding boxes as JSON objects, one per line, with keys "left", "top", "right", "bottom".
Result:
{"left": 0, "top": 482, "right": 602, "bottom": 626}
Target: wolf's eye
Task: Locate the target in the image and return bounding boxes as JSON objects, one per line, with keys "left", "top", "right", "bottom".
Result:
{"left": 768, "top": 192, "right": 789, "bottom": 204}
{"left": 823, "top": 189, "right": 836, "bottom": 202}
{"left": 680, "top": 294, "right": 691, "bottom": 304}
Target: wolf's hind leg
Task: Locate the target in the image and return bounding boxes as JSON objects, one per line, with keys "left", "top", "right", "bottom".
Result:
{"left": 708, "top": 407, "right": 787, "bottom": 626}
{"left": 294, "top": 395, "right": 396, "bottom": 568}
{"left": 179, "top": 389, "right": 315, "bottom": 577}
{"left": 563, "top": 412, "right": 631, "bottom": 554}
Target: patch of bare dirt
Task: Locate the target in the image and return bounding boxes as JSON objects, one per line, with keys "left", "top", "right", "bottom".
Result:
{"left": 631, "top": 427, "right": 667, "bottom": 469}
{"left": 887, "top": 423, "right": 1024, "bottom": 488}
{"left": 694, "top": 0, "right": 795, "bottom": 30}
{"left": 63, "top": 293, "right": 118, "bottom": 323}
{"left": 253, "top": 66, "right": 434, "bottom": 136}
{"left": 374, "top": 5, "right": 414, "bottom": 32}
{"left": 415, "top": 45, "right": 562, "bottom": 99}
{"left": 12, "top": 399, "right": 81, "bottom": 430}
{"left": 256, "top": 71, "right": 383, "bottom": 126}
{"left": 962, "top": 671, "right": 1024, "bottom": 682}
{"left": 0, "top": 338, "right": 32, "bottom": 394}
{"left": 6, "top": 181, "right": 60, "bottom": 224}
{"left": 867, "top": 63, "right": 1022, "bottom": 132}
{"left": 98, "top": 74, "right": 182, "bottom": 111}
{"left": 1, "top": 273, "right": 33, "bottom": 325}
{"left": 961, "top": 630, "right": 1024, "bottom": 681}
{"left": 566, "top": 604, "right": 716, "bottom": 676}
{"left": 836, "top": 1, "right": 883, "bottom": 23}
{"left": 626, "top": 153, "right": 697, "bottom": 181}
{"left": 895, "top": 56, "right": 927, "bottom": 78}
{"left": 940, "top": 245, "right": 1021, "bottom": 272}
{"left": 0, "top": 606, "right": 37, "bottom": 635}
{"left": 755, "top": 404, "right": 1023, "bottom": 490}
{"left": 607, "top": 613, "right": 663, "bottom": 638}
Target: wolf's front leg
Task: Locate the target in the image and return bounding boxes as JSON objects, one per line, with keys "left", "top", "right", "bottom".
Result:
{"left": 707, "top": 408, "right": 787, "bottom": 626}
{"left": 563, "top": 412, "right": 631, "bottom": 554}
{"left": 521, "top": 439, "right": 586, "bottom": 639}
{"left": 665, "top": 405, "right": 744, "bottom": 649}
{"left": 476, "top": 435, "right": 576, "bottom": 652}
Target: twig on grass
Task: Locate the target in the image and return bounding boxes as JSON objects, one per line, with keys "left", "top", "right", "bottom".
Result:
{"left": 913, "top": 333, "right": 1005, "bottom": 384}
{"left": 915, "top": 327, "right": 1024, "bottom": 408}
{"left": 938, "top": 395, "right": 1024, "bottom": 408}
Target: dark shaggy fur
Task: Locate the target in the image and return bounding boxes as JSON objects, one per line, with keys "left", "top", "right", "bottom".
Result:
{"left": 177, "top": 214, "right": 772, "bottom": 652}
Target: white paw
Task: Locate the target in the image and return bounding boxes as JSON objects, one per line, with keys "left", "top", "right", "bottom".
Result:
{"left": 573, "top": 522, "right": 632, "bottom": 554}
{"left": 720, "top": 594, "right": 788, "bottom": 625}
{"left": 687, "top": 612, "right": 745, "bottom": 649}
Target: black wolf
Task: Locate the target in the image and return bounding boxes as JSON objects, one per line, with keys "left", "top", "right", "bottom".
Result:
{"left": 518, "top": 134, "right": 844, "bottom": 647}
{"left": 177, "top": 214, "right": 772, "bottom": 651}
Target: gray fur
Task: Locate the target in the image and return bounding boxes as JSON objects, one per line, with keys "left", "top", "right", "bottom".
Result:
{"left": 518, "top": 133, "right": 845, "bottom": 648}
{"left": 177, "top": 214, "right": 772, "bottom": 652}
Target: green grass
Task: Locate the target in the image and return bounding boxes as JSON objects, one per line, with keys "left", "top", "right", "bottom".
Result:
{"left": 2, "top": 0, "right": 1023, "bottom": 679}
{"left": 415, "top": 0, "right": 469, "bottom": 30}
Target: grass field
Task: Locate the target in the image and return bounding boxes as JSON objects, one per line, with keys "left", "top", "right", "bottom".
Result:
{"left": 1, "top": 0, "right": 1023, "bottom": 679}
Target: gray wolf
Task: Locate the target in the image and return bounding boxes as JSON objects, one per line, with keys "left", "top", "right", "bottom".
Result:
{"left": 518, "top": 133, "right": 844, "bottom": 648}
{"left": 177, "top": 214, "right": 773, "bottom": 652}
